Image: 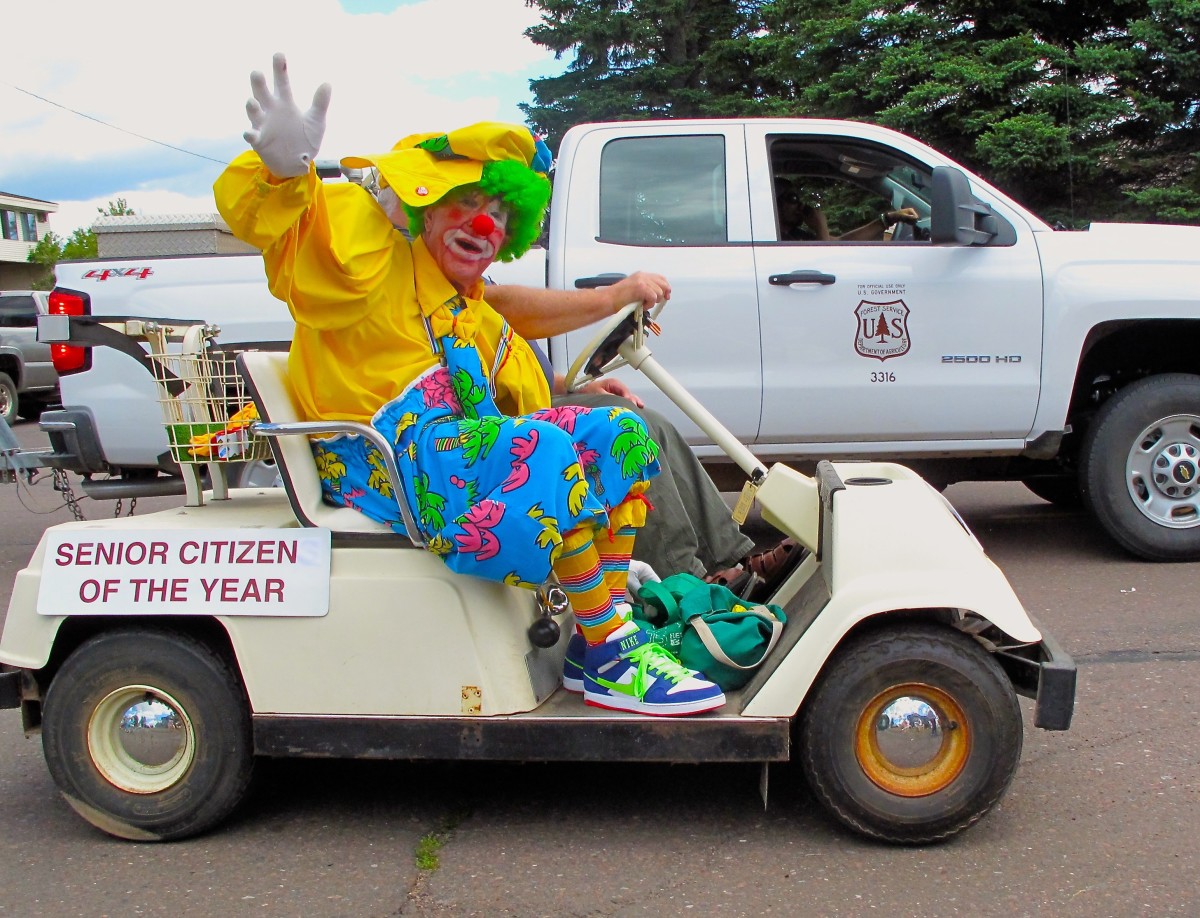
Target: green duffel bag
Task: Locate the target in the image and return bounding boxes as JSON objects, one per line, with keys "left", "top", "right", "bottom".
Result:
{"left": 677, "top": 584, "right": 787, "bottom": 692}
{"left": 631, "top": 572, "right": 708, "bottom": 657}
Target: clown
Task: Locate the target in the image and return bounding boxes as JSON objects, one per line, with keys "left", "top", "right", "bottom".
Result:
{"left": 214, "top": 54, "right": 725, "bottom": 716}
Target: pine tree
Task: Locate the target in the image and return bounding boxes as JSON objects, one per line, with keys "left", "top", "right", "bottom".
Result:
{"left": 524, "top": 0, "right": 1200, "bottom": 224}
{"left": 522, "top": 0, "right": 769, "bottom": 147}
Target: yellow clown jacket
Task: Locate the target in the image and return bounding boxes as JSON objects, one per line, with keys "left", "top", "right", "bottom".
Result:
{"left": 213, "top": 151, "right": 551, "bottom": 424}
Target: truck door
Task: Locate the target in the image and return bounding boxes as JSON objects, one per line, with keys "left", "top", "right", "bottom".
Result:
{"left": 746, "top": 124, "right": 1044, "bottom": 451}
{"left": 553, "top": 124, "right": 761, "bottom": 449}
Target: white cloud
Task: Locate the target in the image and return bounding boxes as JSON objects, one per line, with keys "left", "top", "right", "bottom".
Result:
{"left": 5, "top": 0, "right": 562, "bottom": 235}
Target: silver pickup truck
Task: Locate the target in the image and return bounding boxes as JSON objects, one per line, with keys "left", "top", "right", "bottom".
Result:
{"left": 0, "top": 290, "right": 57, "bottom": 426}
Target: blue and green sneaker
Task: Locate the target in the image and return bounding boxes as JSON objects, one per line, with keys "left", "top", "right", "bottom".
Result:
{"left": 582, "top": 623, "right": 725, "bottom": 716}
{"left": 562, "top": 630, "right": 587, "bottom": 693}
{"left": 562, "top": 602, "right": 634, "bottom": 693}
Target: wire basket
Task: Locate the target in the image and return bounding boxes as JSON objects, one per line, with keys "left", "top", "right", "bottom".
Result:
{"left": 149, "top": 347, "right": 270, "bottom": 466}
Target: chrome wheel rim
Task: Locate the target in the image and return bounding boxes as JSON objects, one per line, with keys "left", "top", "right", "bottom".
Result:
{"left": 87, "top": 685, "right": 196, "bottom": 794}
{"left": 1126, "top": 413, "right": 1200, "bottom": 529}
{"left": 855, "top": 683, "right": 970, "bottom": 797}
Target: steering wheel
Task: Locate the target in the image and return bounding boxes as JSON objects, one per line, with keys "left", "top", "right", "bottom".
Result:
{"left": 890, "top": 219, "right": 931, "bottom": 242}
{"left": 564, "top": 298, "right": 665, "bottom": 391}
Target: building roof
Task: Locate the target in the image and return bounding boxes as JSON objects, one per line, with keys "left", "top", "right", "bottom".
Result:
{"left": 0, "top": 191, "right": 58, "bottom": 211}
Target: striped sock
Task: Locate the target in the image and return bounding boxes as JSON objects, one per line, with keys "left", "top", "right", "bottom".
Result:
{"left": 599, "top": 525, "right": 636, "bottom": 607}
{"left": 553, "top": 525, "right": 621, "bottom": 644}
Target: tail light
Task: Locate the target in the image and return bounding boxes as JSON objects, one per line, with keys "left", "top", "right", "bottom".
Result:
{"left": 48, "top": 288, "right": 91, "bottom": 374}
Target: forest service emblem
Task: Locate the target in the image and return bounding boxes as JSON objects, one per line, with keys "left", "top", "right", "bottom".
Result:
{"left": 854, "top": 299, "right": 911, "bottom": 361}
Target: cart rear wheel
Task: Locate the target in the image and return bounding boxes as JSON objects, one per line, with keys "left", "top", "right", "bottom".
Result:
{"left": 42, "top": 629, "right": 254, "bottom": 841}
{"left": 800, "top": 624, "right": 1021, "bottom": 844}
{"left": 232, "top": 457, "right": 283, "bottom": 489}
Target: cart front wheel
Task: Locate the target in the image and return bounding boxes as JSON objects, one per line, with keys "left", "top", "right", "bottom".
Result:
{"left": 800, "top": 624, "right": 1021, "bottom": 844}
{"left": 42, "top": 629, "right": 254, "bottom": 841}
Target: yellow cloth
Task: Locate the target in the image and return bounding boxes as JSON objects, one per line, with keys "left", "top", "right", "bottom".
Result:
{"left": 341, "top": 122, "right": 537, "bottom": 208}
{"left": 213, "top": 151, "right": 550, "bottom": 424}
{"left": 188, "top": 403, "right": 259, "bottom": 458}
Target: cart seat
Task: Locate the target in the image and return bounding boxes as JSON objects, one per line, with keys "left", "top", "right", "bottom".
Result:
{"left": 235, "top": 351, "right": 420, "bottom": 542}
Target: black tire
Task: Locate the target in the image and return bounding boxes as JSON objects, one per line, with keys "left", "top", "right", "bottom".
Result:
{"left": 1079, "top": 373, "right": 1200, "bottom": 561}
{"left": 41, "top": 629, "right": 255, "bottom": 841}
{"left": 1022, "top": 475, "right": 1082, "bottom": 508}
{"left": 800, "top": 624, "right": 1022, "bottom": 844}
{"left": 0, "top": 372, "right": 17, "bottom": 426}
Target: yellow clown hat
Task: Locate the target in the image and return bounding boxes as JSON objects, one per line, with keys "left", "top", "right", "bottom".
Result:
{"left": 341, "top": 122, "right": 539, "bottom": 208}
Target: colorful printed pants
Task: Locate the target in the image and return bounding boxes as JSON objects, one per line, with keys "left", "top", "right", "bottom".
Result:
{"left": 311, "top": 331, "right": 659, "bottom": 588}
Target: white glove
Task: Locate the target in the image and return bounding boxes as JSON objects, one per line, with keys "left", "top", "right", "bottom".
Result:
{"left": 626, "top": 559, "right": 661, "bottom": 600}
{"left": 243, "top": 52, "right": 331, "bottom": 179}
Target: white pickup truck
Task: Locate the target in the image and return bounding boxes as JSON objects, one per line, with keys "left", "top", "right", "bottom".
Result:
{"left": 37, "top": 118, "right": 1200, "bottom": 561}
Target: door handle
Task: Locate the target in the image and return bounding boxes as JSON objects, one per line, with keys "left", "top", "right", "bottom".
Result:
{"left": 768, "top": 270, "right": 837, "bottom": 286}
{"left": 574, "top": 273, "right": 627, "bottom": 289}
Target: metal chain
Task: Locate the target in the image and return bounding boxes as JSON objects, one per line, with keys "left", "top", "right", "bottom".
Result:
{"left": 48, "top": 471, "right": 138, "bottom": 519}
{"left": 52, "top": 468, "right": 87, "bottom": 522}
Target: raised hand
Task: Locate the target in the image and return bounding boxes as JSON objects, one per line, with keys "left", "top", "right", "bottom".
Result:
{"left": 243, "top": 52, "right": 332, "bottom": 178}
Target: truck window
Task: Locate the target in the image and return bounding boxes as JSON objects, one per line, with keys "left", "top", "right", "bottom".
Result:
{"left": 599, "top": 135, "right": 727, "bottom": 245}
{"left": 770, "top": 137, "right": 934, "bottom": 243}
{"left": 0, "top": 295, "right": 38, "bottom": 328}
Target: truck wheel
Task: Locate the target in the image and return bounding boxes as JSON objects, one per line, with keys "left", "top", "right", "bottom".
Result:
{"left": 1080, "top": 373, "right": 1200, "bottom": 561}
{"left": 800, "top": 624, "right": 1022, "bottom": 844}
{"left": 41, "top": 629, "right": 255, "bottom": 841}
{"left": 0, "top": 372, "right": 17, "bottom": 426}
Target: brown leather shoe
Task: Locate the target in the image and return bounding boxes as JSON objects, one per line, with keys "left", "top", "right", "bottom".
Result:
{"left": 705, "top": 565, "right": 744, "bottom": 585}
{"left": 743, "top": 537, "right": 799, "bottom": 582}
{"left": 704, "top": 565, "right": 757, "bottom": 598}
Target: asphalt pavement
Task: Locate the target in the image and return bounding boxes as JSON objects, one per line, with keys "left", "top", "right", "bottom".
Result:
{"left": 1, "top": 416, "right": 1197, "bottom": 917}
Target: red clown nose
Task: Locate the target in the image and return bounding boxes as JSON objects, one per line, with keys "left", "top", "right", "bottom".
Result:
{"left": 469, "top": 214, "right": 496, "bottom": 236}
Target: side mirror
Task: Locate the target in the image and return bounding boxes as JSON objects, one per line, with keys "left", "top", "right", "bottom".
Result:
{"left": 929, "top": 166, "right": 1014, "bottom": 245}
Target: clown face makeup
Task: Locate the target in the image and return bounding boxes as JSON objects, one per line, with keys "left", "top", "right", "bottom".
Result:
{"left": 422, "top": 188, "right": 510, "bottom": 292}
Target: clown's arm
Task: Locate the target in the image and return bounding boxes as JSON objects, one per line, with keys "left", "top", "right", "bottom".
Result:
{"left": 485, "top": 272, "right": 671, "bottom": 339}
{"left": 215, "top": 56, "right": 394, "bottom": 328}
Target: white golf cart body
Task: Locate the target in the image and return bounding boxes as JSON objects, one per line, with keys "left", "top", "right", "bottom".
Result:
{"left": 0, "top": 316, "right": 1075, "bottom": 843}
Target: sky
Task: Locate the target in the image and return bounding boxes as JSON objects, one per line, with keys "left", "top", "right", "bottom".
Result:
{"left": 2, "top": 0, "right": 565, "bottom": 238}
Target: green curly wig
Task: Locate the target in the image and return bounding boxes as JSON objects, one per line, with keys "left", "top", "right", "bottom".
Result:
{"left": 404, "top": 159, "right": 551, "bottom": 262}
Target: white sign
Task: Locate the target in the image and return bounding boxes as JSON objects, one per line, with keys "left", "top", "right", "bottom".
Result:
{"left": 38, "top": 529, "right": 331, "bottom": 617}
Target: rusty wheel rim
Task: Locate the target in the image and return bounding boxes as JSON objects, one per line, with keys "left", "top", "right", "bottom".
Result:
{"left": 854, "top": 682, "right": 971, "bottom": 797}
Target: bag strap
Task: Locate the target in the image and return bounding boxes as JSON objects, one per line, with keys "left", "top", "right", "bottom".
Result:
{"left": 685, "top": 606, "right": 784, "bottom": 671}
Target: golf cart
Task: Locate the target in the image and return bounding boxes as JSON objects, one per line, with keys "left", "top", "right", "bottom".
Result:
{"left": 0, "top": 303, "right": 1075, "bottom": 844}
